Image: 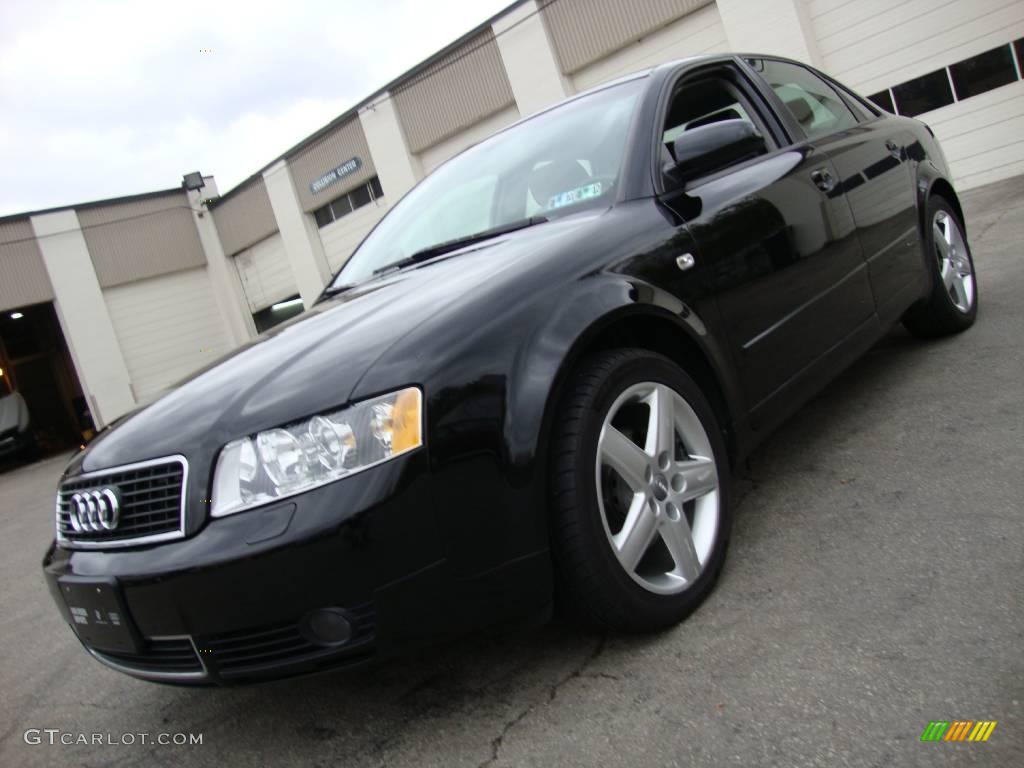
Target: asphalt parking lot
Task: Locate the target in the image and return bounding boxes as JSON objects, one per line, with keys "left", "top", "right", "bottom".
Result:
{"left": 1, "top": 178, "right": 1022, "bottom": 768}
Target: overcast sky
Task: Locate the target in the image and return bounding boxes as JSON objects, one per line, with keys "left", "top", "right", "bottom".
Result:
{"left": 0, "top": 0, "right": 511, "bottom": 216}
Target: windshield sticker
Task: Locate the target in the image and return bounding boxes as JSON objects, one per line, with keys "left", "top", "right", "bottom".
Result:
{"left": 546, "top": 181, "right": 604, "bottom": 211}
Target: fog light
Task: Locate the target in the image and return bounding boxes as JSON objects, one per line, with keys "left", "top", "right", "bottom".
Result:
{"left": 301, "top": 608, "right": 353, "bottom": 647}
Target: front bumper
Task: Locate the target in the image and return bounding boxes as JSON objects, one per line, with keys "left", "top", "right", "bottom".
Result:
{"left": 42, "top": 453, "right": 462, "bottom": 685}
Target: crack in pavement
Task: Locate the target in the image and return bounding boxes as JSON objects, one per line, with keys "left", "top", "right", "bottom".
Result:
{"left": 476, "top": 635, "right": 607, "bottom": 768}
{"left": 970, "top": 206, "right": 1018, "bottom": 244}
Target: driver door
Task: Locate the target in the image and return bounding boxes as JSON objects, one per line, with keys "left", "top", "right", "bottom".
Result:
{"left": 659, "top": 63, "right": 875, "bottom": 430}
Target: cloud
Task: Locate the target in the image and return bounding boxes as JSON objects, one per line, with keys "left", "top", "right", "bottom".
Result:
{"left": 0, "top": 0, "right": 510, "bottom": 215}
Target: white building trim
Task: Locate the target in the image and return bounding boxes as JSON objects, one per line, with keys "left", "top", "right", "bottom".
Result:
{"left": 29, "top": 209, "right": 136, "bottom": 428}
{"left": 262, "top": 159, "right": 333, "bottom": 309}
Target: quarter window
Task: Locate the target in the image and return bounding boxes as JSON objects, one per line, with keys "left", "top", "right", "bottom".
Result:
{"left": 748, "top": 58, "right": 858, "bottom": 139}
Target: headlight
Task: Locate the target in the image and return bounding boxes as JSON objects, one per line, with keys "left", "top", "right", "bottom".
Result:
{"left": 211, "top": 386, "right": 422, "bottom": 517}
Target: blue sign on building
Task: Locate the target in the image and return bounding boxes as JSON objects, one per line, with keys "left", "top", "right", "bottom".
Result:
{"left": 310, "top": 157, "right": 363, "bottom": 194}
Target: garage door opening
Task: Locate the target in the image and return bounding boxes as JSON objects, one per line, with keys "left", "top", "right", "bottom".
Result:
{"left": 0, "top": 302, "right": 93, "bottom": 462}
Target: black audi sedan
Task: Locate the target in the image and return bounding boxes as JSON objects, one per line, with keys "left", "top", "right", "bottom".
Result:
{"left": 43, "top": 54, "right": 976, "bottom": 685}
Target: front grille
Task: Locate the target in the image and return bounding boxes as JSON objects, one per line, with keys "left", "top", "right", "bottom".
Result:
{"left": 203, "top": 602, "right": 376, "bottom": 678}
{"left": 92, "top": 637, "right": 204, "bottom": 677}
{"left": 56, "top": 456, "right": 187, "bottom": 547}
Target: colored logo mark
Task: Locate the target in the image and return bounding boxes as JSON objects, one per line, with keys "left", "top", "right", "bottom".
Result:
{"left": 920, "top": 720, "right": 997, "bottom": 742}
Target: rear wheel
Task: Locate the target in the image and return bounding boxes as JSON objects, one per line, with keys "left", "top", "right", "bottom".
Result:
{"left": 903, "top": 196, "right": 977, "bottom": 337}
{"left": 549, "top": 349, "right": 731, "bottom": 631}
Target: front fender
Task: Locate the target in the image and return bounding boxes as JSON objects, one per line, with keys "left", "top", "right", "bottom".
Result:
{"left": 504, "top": 273, "right": 734, "bottom": 469}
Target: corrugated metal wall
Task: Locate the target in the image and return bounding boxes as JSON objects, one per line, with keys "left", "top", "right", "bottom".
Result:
{"left": 570, "top": 2, "right": 727, "bottom": 91}
{"left": 418, "top": 105, "right": 521, "bottom": 173}
{"left": 0, "top": 218, "right": 53, "bottom": 311}
{"left": 78, "top": 191, "right": 207, "bottom": 288}
{"left": 288, "top": 118, "right": 378, "bottom": 213}
{"left": 393, "top": 29, "right": 516, "bottom": 154}
{"left": 211, "top": 178, "right": 277, "bottom": 256}
{"left": 541, "top": 0, "right": 713, "bottom": 75}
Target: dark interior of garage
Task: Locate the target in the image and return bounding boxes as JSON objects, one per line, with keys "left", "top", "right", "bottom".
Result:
{"left": 0, "top": 302, "right": 93, "bottom": 463}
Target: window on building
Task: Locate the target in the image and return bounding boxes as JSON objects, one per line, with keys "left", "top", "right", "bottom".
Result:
{"left": 312, "top": 176, "right": 383, "bottom": 229}
{"left": 313, "top": 206, "right": 333, "bottom": 228}
{"left": 867, "top": 89, "right": 895, "bottom": 113}
{"left": 748, "top": 58, "right": 858, "bottom": 139}
{"left": 348, "top": 184, "right": 371, "bottom": 209}
{"left": 330, "top": 195, "right": 352, "bottom": 220}
{"left": 866, "top": 35, "right": 1024, "bottom": 119}
{"left": 892, "top": 69, "right": 954, "bottom": 117}
{"left": 950, "top": 44, "right": 1017, "bottom": 100}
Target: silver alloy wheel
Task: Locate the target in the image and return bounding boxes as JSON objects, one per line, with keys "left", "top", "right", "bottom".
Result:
{"left": 595, "top": 382, "right": 719, "bottom": 595}
{"left": 933, "top": 210, "right": 974, "bottom": 313}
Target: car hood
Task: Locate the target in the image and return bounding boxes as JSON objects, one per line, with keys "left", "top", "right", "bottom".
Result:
{"left": 78, "top": 213, "right": 600, "bottom": 473}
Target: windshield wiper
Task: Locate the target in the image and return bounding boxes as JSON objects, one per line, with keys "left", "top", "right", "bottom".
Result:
{"left": 318, "top": 282, "right": 358, "bottom": 300}
{"left": 372, "top": 216, "right": 548, "bottom": 276}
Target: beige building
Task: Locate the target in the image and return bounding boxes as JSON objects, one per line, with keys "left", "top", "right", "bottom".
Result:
{"left": 2, "top": 0, "right": 1022, "bottom": 448}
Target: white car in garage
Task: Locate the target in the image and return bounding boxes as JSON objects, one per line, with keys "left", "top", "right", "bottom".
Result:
{"left": 0, "top": 376, "right": 32, "bottom": 459}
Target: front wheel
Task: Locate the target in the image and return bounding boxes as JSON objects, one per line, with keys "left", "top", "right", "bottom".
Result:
{"left": 903, "top": 196, "right": 977, "bottom": 337}
{"left": 549, "top": 349, "right": 732, "bottom": 631}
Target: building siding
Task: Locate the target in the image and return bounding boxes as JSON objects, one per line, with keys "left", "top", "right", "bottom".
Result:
{"left": 211, "top": 178, "right": 277, "bottom": 256}
{"left": 925, "top": 79, "right": 1024, "bottom": 189}
{"left": 78, "top": 191, "right": 207, "bottom": 288}
{"left": 807, "top": 0, "right": 1024, "bottom": 95}
{"left": 541, "top": 0, "right": 714, "bottom": 75}
{"left": 287, "top": 117, "right": 378, "bottom": 213}
{"left": 0, "top": 218, "right": 53, "bottom": 311}
{"left": 807, "top": 0, "right": 1024, "bottom": 189}
{"left": 418, "top": 105, "right": 521, "bottom": 173}
{"left": 570, "top": 2, "right": 727, "bottom": 91}
{"left": 103, "top": 266, "right": 230, "bottom": 403}
{"left": 233, "top": 232, "right": 296, "bottom": 312}
{"left": 320, "top": 197, "right": 390, "bottom": 273}
{"left": 393, "top": 29, "right": 516, "bottom": 154}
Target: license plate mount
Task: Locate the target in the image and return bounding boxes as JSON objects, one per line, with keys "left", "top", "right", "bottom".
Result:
{"left": 58, "top": 576, "right": 142, "bottom": 653}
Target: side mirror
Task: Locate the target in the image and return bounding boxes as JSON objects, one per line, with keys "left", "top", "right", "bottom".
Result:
{"left": 664, "top": 119, "right": 766, "bottom": 187}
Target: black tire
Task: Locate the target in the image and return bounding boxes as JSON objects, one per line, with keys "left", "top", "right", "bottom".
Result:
{"left": 549, "top": 348, "right": 732, "bottom": 632}
{"left": 903, "top": 195, "right": 978, "bottom": 338}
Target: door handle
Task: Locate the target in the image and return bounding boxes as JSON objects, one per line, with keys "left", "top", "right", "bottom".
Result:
{"left": 810, "top": 167, "right": 836, "bottom": 193}
{"left": 885, "top": 139, "right": 902, "bottom": 159}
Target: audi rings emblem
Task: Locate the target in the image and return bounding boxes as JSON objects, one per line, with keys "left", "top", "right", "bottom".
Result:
{"left": 69, "top": 488, "right": 121, "bottom": 532}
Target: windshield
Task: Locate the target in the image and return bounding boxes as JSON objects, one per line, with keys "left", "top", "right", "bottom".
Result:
{"left": 331, "top": 78, "right": 645, "bottom": 286}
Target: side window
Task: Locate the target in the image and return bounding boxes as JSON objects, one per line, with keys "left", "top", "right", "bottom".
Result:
{"left": 662, "top": 76, "right": 767, "bottom": 157}
{"left": 749, "top": 58, "right": 858, "bottom": 139}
